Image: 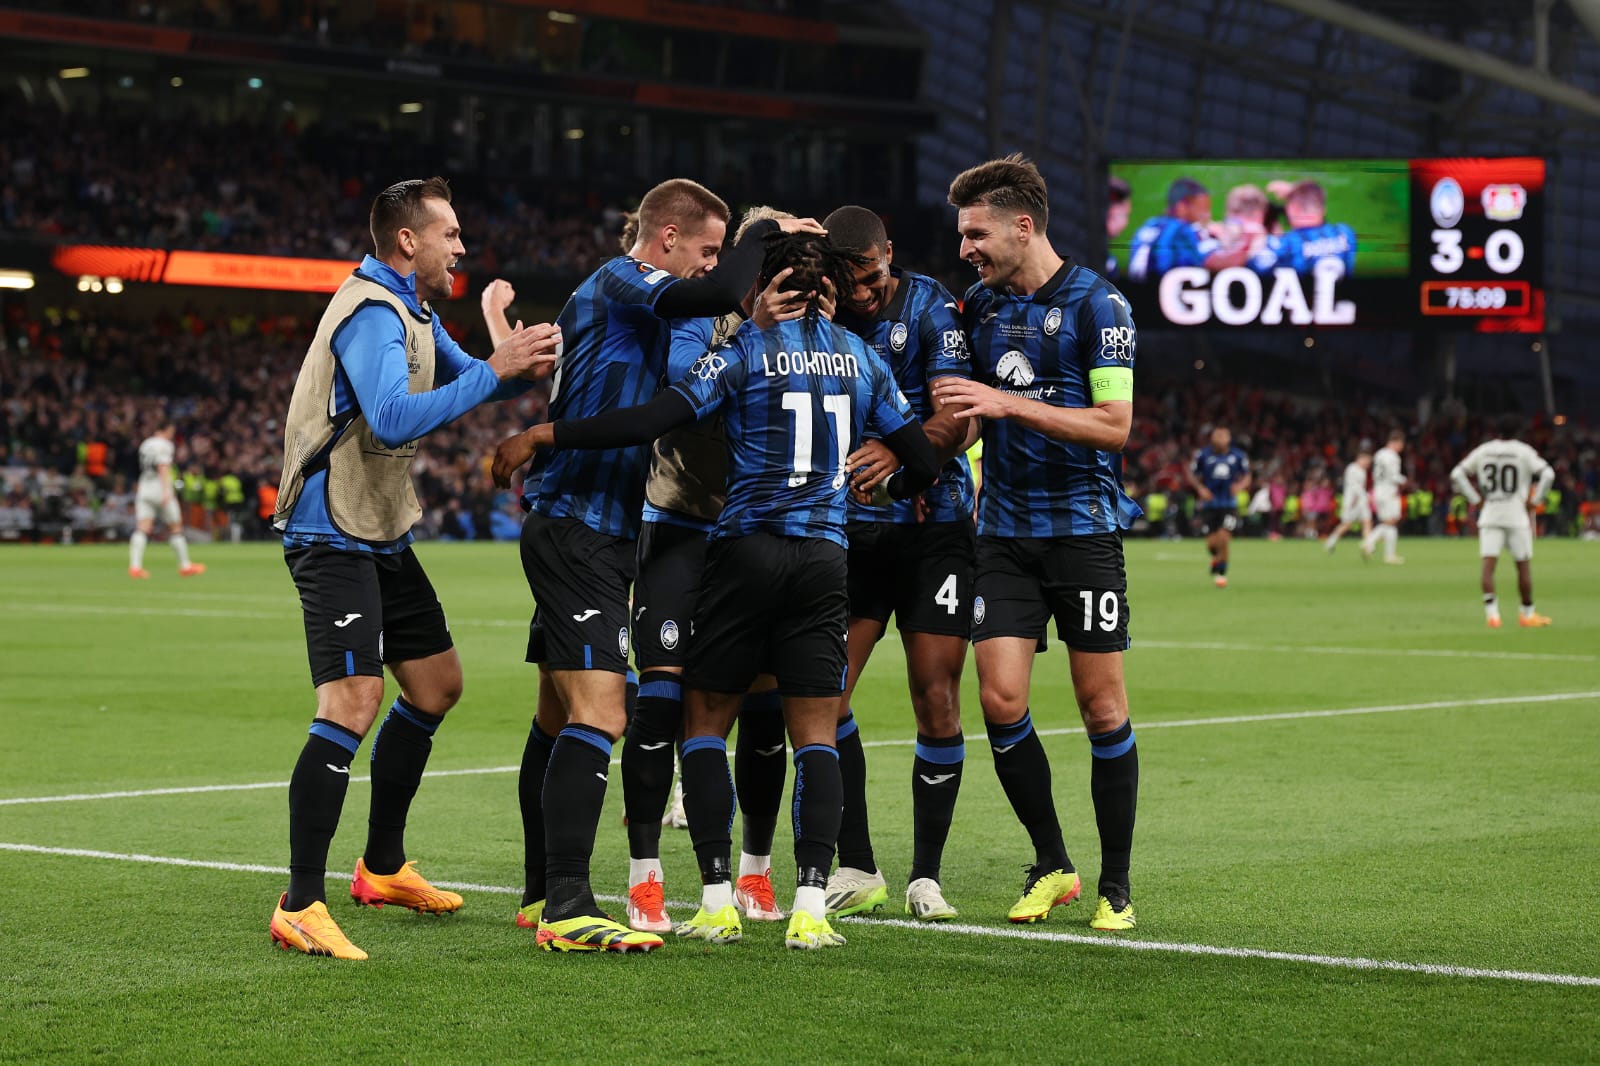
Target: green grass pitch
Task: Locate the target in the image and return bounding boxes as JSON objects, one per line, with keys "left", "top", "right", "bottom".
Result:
{"left": 2, "top": 538, "right": 1597, "bottom": 1063}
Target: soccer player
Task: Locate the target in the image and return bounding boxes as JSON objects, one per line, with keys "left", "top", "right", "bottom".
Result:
{"left": 1105, "top": 176, "right": 1131, "bottom": 276}
{"left": 818, "top": 205, "right": 976, "bottom": 922}
{"left": 1254, "top": 181, "right": 1357, "bottom": 277}
{"left": 269, "top": 177, "right": 561, "bottom": 960}
{"left": 1363, "top": 429, "right": 1408, "bottom": 564}
{"left": 1187, "top": 426, "right": 1250, "bottom": 588}
{"left": 1126, "top": 177, "right": 1250, "bottom": 281}
{"left": 503, "top": 178, "right": 823, "bottom": 953}
{"left": 934, "top": 153, "right": 1142, "bottom": 932}
{"left": 497, "top": 232, "right": 938, "bottom": 950}
{"left": 1450, "top": 416, "right": 1555, "bottom": 628}
{"left": 129, "top": 421, "right": 204, "bottom": 578}
{"left": 1324, "top": 451, "right": 1373, "bottom": 556}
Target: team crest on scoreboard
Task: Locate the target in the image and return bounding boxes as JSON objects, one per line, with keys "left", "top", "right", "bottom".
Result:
{"left": 660, "top": 619, "right": 680, "bottom": 651}
{"left": 1043, "top": 307, "right": 1062, "bottom": 335}
{"left": 889, "top": 322, "right": 909, "bottom": 351}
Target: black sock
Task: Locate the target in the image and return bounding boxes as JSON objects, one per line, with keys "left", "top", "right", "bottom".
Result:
{"left": 1217, "top": 560, "right": 1229, "bottom": 577}
{"left": 681, "top": 735, "right": 735, "bottom": 886}
{"left": 734, "top": 688, "right": 786, "bottom": 859}
{"left": 621, "top": 671, "right": 681, "bottom": 859}
{"left": 541, "top": 724, "right": 614, "bottom": 921}
{"left": 909, "top": 732, "right": 964, "bottom": 883}
{"left": 363, "top": 697, "right": 442, "bottom": 876}
{"left": 285, "top": 720, "right": 361, "bottom": 911}
{"left": 792, "top": 744, "right": 843, "bottom": 888}
{"left": 987, "top": 712, "right": 1071, "bottom": 872}
{"left": 1089, "top": 720, "right": 1139, "bottom": 898}
{"left": 833, "top": 712, "right": 876, "bottom": 872}
{"left": 518, "top": 720, "right": 556, "bottom": 906}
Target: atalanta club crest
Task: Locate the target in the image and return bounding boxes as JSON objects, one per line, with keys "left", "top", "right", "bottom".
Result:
{"left": 973, "top": 597, "right": 987, "bottom": 625}
{"left": 660, "top": 619, "right": 680, "bottom": 651}
{"left": 1043, "top": 307, "right": 1062, "bottom": 335}
{"left": 889, "top": 322, "right": 909, "bottom": 351}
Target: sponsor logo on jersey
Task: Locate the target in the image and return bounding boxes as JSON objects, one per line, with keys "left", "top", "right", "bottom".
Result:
{"left": 691, "top": 352, "right": 728, "bottom": 380}
{"left": 995, "top": 351, "right": 1035, "bottom": 388}
{"left": 1100, "top": 326, "right": 1136, "bottom": 363}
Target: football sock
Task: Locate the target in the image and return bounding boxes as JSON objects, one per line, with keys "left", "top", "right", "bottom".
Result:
{"left": 285, "top": 719, "right": 361, "bottom": 911}
{"left": 1484, "top": 593, "right": 1500, "bottom": 620}
{"left": 517, "top": 719, "right": 556, "bottom": 906}
{"left": 170, "top": 533, "right": 192, "bottom": 567}
{"left": 1089, "top": 720, "right": 1139, "bottom": 896}
{"left": 363, "top": 697, "right": 442, "bottom": 876}
{"left": 628, "top": 856, "right": 663, "bottom": 888}
{"left": 541, "top": 724, "right": 614, "bottom": 921}
{"left": 1520, "top": 602, "right": 1536, "bottom": 617}
{"left": 792, "top": 745, "right": 843, "bottom": 885}
{"left": 621, "top": 671, "right": 681, "bottom": 859}
{"left": 909, "top": 732, "right": 965, "bottom": 883}
{"left": 987, "top": 712, "right": 1071, "bottom": 872}
{"left": 623, "top": 667, "right": 639, "bottom": 731}
{"left": 734, "top": 688, "right": 786, "bottom": 859}
{"left": 681, "top": 735, "right": 735, "bottom": 886}
{"left": 1217, "top": 560, "right": 1229, "bottom": 577}
{"left": 129, "top": 530, "right": 147, "bottom": 569}
{"left": 834, "top": 711, "right": 876, "bottom": 872}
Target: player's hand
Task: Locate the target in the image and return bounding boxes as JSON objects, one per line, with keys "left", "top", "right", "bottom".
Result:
{"left": 913, "top": 493, "right": 931, "bottom": 524}
{"left": 752, "top": 267, "right": 806, "bottom": 328}
{"left": 489, "top": 321, "right": 563, "bottom": 381}
{"left": 777, "top": 216, "right": 827, "bottom": 236}
{"left": 481, "top": 279, "right": 516, "bottom": 317}
{"left": 816, "top": 276, "right": 838, "bottom": 319}
{"left": 847, "top": 438, "right": 899, "bottom": 498}
{"left": 932, "top": 378, "right": 1016, "bottom": 421}
{"left": 491, "top": 424, "right": 554, "bottom": 488}
{"left": 1198, "top": 486, "right": 1214, "bottom": 502}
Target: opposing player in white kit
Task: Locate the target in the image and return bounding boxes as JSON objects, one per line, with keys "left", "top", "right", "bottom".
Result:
{"left": 1450, "top": 417, "right": 1554, "bottom": 628}
{"left": 1324, "top": 451, "right": 1372, "bottom": 556}
{"left": 130, "top": 422, "right": 204, "bottom": 579}
{"left": 1362, "top": 430, "right": 1408, "bottom": 565}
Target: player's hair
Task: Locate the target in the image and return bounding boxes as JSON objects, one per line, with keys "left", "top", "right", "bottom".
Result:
{"left": 1225, "top": 184, "right": 1267, "bottom": 217}
{"left": 1166, "top": 178, "right": 1208, "bottom": 211}
{"left": 370, "top": 176, "right": 452, "bottom": 257}
{"left": 622, "top": 179, "right": 730, "bottom": 252}
{"left": 1285, "top": 181, "right": 1327, "bottom": 209}
{"left": 822, "top": 205, "right": 888, "bottom": 255}
{"left": 1387, "top": 428, "right": 1406, "bottom": 444}
{"left": 947, "top": 153, "right": 1049, "bottom": 231}
{"left": 1496, "top": 413, "right": 1521, "bottom": 439}
{"left": 757, "top": 232, "right": 869, "bottom": 341}
{"left": 1109, "top": 176, "right": 1131, "bottom": 204}
{"left": 1357, "top": 450, "right": 1373, "bottom": 461}
{"left": 734, "top": 205, "right": 795, "bottom": 243}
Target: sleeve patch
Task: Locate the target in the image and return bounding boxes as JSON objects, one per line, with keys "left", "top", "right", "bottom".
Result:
{"left": 1088, "top": 366, "right": 1133, "bottom": 403}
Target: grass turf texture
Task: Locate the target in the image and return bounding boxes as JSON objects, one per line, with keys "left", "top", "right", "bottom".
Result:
{"left": 2, "top": 538, "right": 1597, "bottom": 1063}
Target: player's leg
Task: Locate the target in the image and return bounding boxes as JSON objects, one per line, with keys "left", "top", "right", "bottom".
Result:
{"left": 783, "top": 695, "right": 849, "bottom": 949}
{"left": 515, "top": 664, "right": 565, "bottom": 924}
{"left": 130, "top": 490, "right": 155, "bottom": 576}
{"left": 165, "top": 495, "right": 201, "bottom": 574}
{"left": 732, "top": 676, "right": 786, "bottom": 920}
{"left": 675, "top": 687, "right": 745, "bottom": 942}
{"left": 1204, "top": 520, "right": 1223, "bottom": 580}
{"left": 1478, "top": 525, "right": 1502, "bottom": 627}
{"left": 1213, "top": 517, "right": 1233, "bottom": 586}
{"left": 1511, "top": 529, "right": 1549, "bottom": 626}
{"left": 1324, "top": 517, "right": 1348, "bottom": 553}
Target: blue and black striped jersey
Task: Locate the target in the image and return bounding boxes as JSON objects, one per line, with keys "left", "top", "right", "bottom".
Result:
{"left": 1193, "top": 446, "right": 1249, "bottom": 509}
{"left": 524, "top": 256, "right": 681, "bottom": 539}
{"left": 962, "top": 259, "right": 1143, "bottom": 538}
{"left": 1254, "top": 222, "right": 1357, "bottom": 276}
{"left": 672, "top": 317, "right": 916, "bottom": 548}
{"left": 839, "top": 268, "right": 975, "bottom": 525}
{"left": 1126, "top": 215, "right": 1220, "bottom": 281}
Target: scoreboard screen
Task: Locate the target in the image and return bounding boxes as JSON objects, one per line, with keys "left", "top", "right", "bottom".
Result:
{"left": 1106, "top": 157, "right": 1544, "bottom": 331}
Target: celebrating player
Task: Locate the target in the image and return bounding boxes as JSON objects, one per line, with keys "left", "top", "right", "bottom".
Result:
{"left": 1253, "top": 181, "right": 1357, "bottom": 277}
{"left": 128, "top": 421, "right": 204, "bottom": 579}
{"left": 1188, "top": 425, "right": 1250, "bottom": 588}
{"left": 1363, "top": 429, "right": 1409, "bottom": 564}
{"left": 934, "top": 154, "right": 1143, "bottom": 932}
{"left": 1126, "top": 177, "right": 1250, "bottom": 281}
{"left": 496, "top": 231, "right": 939, "bottom": 949}
{"left": 1324, "top": 451, "right": 1373, "bottom": 556}
{"left": 269, "top": 177, "right": 561, "bottom": 960}
{"left": 819, "top": 204, "right": 976, "bottom": 923}
{"left": 1450, "top": 416, "right": 1555, "bottom": 628}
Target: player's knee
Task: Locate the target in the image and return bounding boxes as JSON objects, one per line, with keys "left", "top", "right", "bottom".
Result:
{"left": 317, "top": 676, "right": 387, "bottom": 735}
{"left": 1077, "top": 688, "right": 1128, "bottom": 735}
{"left": 978, "top": 679, "right": 1027, "bottom": 724}
{"left": 910, "top": 678, "right": 961, "bottom": 736}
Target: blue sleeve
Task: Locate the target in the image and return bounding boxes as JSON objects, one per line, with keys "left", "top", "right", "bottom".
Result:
{"left": 1236, "top": 449, "right": 1250, "bottom": 475}
{"left": 1192, "top": 451, "right": 1205, "bottom": 477}
{"left": 667, "top": 318, "right": 717, "bottom": 380}
{"left": 602, "top": 257, "right": 680, "bottom": 311}
{"left": 1078, "top": 286, "right": 1137, "bottom": 373}
{"left": 1342, "top": 224, "right": 1358, "bottom": 274}
{"left": 333, "top": 304, "right": 497, "bottom": 448}
{"left": 431, "top": 316, "right": 532, "bottom": 402}
{"left": 921, "top": 280, "right": 971, "bottom": 383}
{"left": 866, "top": 357, "right": 916, "bottom": 437}
{"left": 669, "top": 346, "right": 746, "bottom": 420}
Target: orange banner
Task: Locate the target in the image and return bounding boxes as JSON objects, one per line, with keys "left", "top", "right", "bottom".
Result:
{"left": 51, "top": 245, "right": 468, "bottom": 297}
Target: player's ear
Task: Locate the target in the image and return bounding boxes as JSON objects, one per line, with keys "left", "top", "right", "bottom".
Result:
{"left": 883, "top": 240, "right": 894, "bottom": 265}
{"left": 662, "top": 224, "right": 678, "bottom": 252}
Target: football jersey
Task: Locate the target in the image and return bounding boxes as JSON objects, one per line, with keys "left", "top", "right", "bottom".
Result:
{"left": 671, "top": 317, "right": 915, "bottom": 549}
{"left": 525, "top": 256, "right": 682, "bottom": 540}
{"left": 839, "top": 268, "right": 974, "bottom": 525}
{"left": 137, "top": 436, "right": 175, "bottom": 491}
{"left": 1372, "top": 446, "right": 1405, "bottom": 497}
{"left": 962, "top": 258, "right": 1142, "bottom": 538}
{"left": 1126, "top": 215, "right": 1220, "bottom": 282}
{"left": 1342, "top": 461, "right": 1368, "bottom": 501}
{"left": 1192, "top": 446, "right": 1249, "bottom": 509}
{"left": 1452, "top": 439, "right": 1553, "bottom": 528}
{"left": 640, "top": 313, "right": 735, "bottom": 534}
{"left": 1258, "top": 223, "right": 1357, "bottom": 277}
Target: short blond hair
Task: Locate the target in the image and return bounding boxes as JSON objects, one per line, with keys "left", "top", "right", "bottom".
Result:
{"left": 734, "top": 205, "right": 794, "bottom": 243}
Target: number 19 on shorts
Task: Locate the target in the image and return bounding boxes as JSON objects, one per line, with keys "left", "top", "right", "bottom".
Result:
{"left": 1080, "top": 590, "right": 1120, "bottom": 633}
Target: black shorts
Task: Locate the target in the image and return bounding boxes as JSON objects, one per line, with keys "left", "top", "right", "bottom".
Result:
{"left": 685, "top": 533, "right": 848, "bottom": 698}
{"left": 846, "top": 518, "right": 975, "bottom": 639}
{"left": 1198, "top": 507, "right": 1239, "bottom": 535}
{"left": 285, "top": 545, "right": 454, "bottom": 688}
{"left": 520, "top": 512, "right": 636, "bottom": 674}
{"left": 971, "top": 532, "right": 1130, "bottom": 654}
{"left": 632, "top": 519, "right": 711, "bottom": 670}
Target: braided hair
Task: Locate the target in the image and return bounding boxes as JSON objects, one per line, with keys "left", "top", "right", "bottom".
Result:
{"left": 756, "top": 232, "right": 869, "bottom": 343}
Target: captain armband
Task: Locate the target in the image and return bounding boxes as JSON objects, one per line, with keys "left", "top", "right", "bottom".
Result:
{"left": 1088, "top": 366, "right": 1133, "bottom": 403}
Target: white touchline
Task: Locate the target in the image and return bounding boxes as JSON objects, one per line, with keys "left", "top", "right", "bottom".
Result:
{"left": 2, "top": 842, "right": 1595, "bottom": 989}
{"left": 4, "top": 691, "right": 1596, "bottom": 806}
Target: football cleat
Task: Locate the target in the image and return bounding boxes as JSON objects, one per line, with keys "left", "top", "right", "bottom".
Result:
{"left": 1519, "top": 612, "right": 1553, "bottom": 627}
{"left": 514, "top": 899, "right": 545, "bottom": 929}
{"left": 784, "top": 910, "right": 846, "bottom": 950}
{"left": 129, "top": 567, "right": 150, "bottom": 579}
{"left": 824, "top": 867, "right": 888, "bottom": 917}
{"left": 270, "top": 894, "right": 368, "bottom": 960}
{"left": 674, "top": 904, "right": 743, "bottom": 944}
{"left": 735, "top": 869, "right": 785, "bottom": 921}
{"left": 1486, "top": 615, "right": 1503, "bottom": 629}
{"left": 626, "top": 870, "right": 672, "bottom": 933}
{"left": 350, "top": 858, "right": 463, "bottom": 914}
{"left": 179, "top": 562, "right": 206, "bottom": 577}
{"left": 1383, "top": 555, "right": 1406, "bottom": 565}
{"left": 905, "top": 877, "right": 958, "bottom": 922}
{"left": 536, "top": 914, "right": 664, "bottom": 953}
{"left": 1089, "top": 889, "right": 1137, "bottom": 931}
{"left": 1007, "top": 866, "right": 1081, "bottom": 924}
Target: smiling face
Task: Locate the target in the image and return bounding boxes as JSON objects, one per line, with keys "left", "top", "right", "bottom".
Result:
{"left": 957, "top": 204, "right": 1027, "bottom": 292}
{"left": 658, "top": 216, "right": 728, "bottom": 280}
{"left": 844, "top": 242, "right": 893, "bottom": 318}
{"left": 403, "top": 197, "right": 464, "bottom": 302}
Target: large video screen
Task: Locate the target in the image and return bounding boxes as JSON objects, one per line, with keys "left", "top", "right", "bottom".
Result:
{"left": 1106, "top": 158, "right": 1544, "bottom": 332}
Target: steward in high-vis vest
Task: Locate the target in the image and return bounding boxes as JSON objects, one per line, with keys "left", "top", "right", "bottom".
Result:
{"left": 269, "top": 176, "right": 561, "bottom": 962}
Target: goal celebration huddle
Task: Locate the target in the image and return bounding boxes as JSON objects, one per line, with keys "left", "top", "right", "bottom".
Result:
{"left": 267, "top": 154, "right": 1143, "bottom": 958}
